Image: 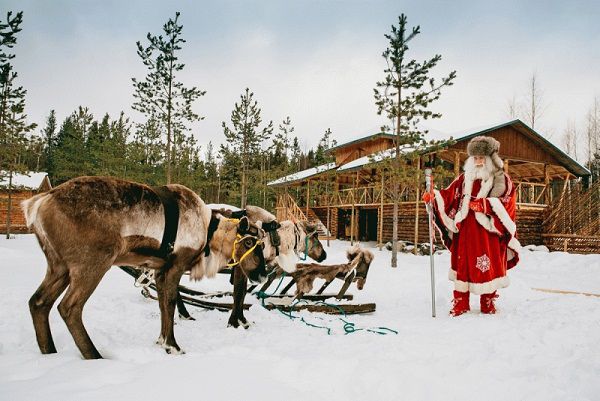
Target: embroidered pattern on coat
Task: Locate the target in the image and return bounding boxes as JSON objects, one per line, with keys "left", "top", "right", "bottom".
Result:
{"left": 475, "top": 254, "right": 491, "bottom": 273}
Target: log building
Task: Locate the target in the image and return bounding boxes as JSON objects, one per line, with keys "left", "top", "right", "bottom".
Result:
{"left": 268, "top": 120, "right": 596, "bottom": 253}
{"left": 0, "top": 172, "right": 52, "bottom": 234}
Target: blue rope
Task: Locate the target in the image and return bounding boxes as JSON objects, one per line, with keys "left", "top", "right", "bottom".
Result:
{"left": 297, "top": 235, "right": 309, "bottom": 261}
{"left": 255, "top": 276, "right": 397, "bottom": 336}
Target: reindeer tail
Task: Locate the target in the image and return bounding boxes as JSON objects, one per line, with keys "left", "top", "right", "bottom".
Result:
{"left": 21, "top": 192, "right": 50, "bottom": 229}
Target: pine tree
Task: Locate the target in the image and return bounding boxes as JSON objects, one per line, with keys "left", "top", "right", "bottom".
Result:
{"left": 204, "top": 141, "right": 219, "bottom": 202}
{"left": 374, "top": 14, "right": 456, "bottom": 266}
{"left": 41, "top": 110, "right": 57, "bottom": 177}
{"left": 291, "top": 136, "right": 302, "bottom": 172}
{"left": 132, "top": 12, "right": 206, "bottom": 184}
{"left": 272, "top": 116, "right": 294, "bottom": 170}
{"left": 53, "top": 107, "right": 93, "bottom": 182}
{"left": 221, "top": 88, "right": 273, "bottom": 208}
{"left": 314, "top": 128, "right": 336, "bottom": 166}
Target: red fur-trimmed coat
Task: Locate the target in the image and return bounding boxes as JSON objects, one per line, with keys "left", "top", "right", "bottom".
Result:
{"left": 432, "top": 173, "right": 521, "bottom": 294}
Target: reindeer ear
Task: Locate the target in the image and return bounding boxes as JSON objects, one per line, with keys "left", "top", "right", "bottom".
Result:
{"left": 238, "top": 216, "right": 250, "bottom": 234}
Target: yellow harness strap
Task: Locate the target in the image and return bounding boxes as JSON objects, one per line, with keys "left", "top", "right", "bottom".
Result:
{"left": 227, "top": 234, "right": 262, "bottom": 267}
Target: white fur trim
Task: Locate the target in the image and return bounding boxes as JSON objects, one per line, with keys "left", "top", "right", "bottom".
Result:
{"left": 474, "top": 212, "right": 501, "bottom": 235}
{"left": 508, "top": 236, "right": 522, "bottom": 252}
{"left": 448, "top": 269, "right": 510, "bottom": 295}
{"left": 433, "top": 189, "right": 458, "bottom": 233}
{"left": 487, "top": 198, "right": 516, "bottom": 235}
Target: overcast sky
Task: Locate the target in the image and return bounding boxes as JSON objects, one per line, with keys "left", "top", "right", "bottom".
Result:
{"left": 4, "top": 0, "right": 600, "bottom": 158}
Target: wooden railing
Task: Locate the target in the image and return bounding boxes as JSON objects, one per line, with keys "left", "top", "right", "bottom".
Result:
{"left": 275, "top": 192, "right": 307, "bottom": 222}
{"left": 514, "top": 181, "right": 549, "bottom": 207}
{"left": 311, "top": 182, "right": 551, "bottom": 208}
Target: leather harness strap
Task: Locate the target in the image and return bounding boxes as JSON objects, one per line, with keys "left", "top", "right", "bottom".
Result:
{"left": 204, "top": 215, "right": 221, "bottom": 257}
{"left": 152, "top": 186, "right": 180, "bottom": 259}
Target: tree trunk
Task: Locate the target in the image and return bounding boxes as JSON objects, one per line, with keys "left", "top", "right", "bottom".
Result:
{"left": 391, "top": 80, "right": 402, "bottom": 268}
{"left": 6, "top": 170, "right": 13, "bottom": 239}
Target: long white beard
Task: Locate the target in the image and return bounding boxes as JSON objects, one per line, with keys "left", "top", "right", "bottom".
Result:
{"left": 464, "top": 156, "right": 494, "bottom": 181}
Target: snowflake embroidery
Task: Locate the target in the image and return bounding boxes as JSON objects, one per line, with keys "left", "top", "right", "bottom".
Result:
{"left": 475, "top": 254, "right": 491, "bottom": 273}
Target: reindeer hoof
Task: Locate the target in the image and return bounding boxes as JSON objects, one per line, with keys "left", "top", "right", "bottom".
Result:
{"left": 228, "top": 318, "right": 251, "bottom": 329}
{"left": 164, "top": 345, "right": 185, "bottom": 355}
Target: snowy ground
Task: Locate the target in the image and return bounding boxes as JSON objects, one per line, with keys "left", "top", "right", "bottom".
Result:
{"left": 1, "top": 235, "right": 599, "bottom": 401}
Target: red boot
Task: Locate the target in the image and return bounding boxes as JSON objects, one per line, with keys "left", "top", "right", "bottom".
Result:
{"left": 480, "top": 291, "right": 499, "bottom": 314}
{"left": 450, "top": 291, "right": 470, "bottom": 317}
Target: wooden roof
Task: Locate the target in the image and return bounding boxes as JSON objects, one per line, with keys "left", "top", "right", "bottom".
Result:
{"left": 445, "top": 120, "right": 590, "bottom": 178}
{"left": 327, "top": 132, "right": 396, "bottom": 166}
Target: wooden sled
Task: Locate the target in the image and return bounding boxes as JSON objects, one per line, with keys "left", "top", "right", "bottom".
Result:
{"left": 120, "top": 245, "right": 377, "bottom": 316}
{"left": 119, "top": 266, "right": 251, "bottom": 315}
{"left": 254, "top": 246, "right": 377, "bottom": 315}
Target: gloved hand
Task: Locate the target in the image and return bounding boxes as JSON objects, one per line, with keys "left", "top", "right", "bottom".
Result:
{"left": 469, "top": 198, "right": 484, "bottom": 213}
{"left": 422, "top": 192, "right": 433, "bottom": 204}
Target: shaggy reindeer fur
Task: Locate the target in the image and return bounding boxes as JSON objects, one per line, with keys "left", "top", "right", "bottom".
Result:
{"left": 292, "top": 245, "right": 374, "bottom": 297}
{"left": 23, "top": 176, "right": 266, "bottom": 359}
{"left": 212, "top": 205, "right": 327, "bottom": 328}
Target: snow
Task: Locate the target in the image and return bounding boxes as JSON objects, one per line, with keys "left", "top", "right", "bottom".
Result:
{"left": 267, "top": 162, "right": 337, "bottom": 186}
{"left": 1, "top": 235, "right": 600, "bottom": 401}
{"left": 0, "top": 171, "right": 48, "bottom": 190}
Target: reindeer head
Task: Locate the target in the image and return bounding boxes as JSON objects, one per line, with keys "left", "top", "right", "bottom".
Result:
{"left": 204, "top": 215, "right": 268, "bottom": 283}
{"left": 231, "top": 216, "right": 269, "bottom": 284}
{"left": 346, "top": 246, "right": 374, "bottom": 290}
{"left": 299, "top": 221, "right": 327, "bottom": 263}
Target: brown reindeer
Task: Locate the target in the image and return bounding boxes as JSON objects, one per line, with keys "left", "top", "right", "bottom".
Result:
{"left": 228, "top": 219, "right": 328, "bottom": 328}
{"left": 292, "top": 245, "right": 374, "bottom": 299}
{"left": 23, "top": 176, "right": 267, "bottom": 359}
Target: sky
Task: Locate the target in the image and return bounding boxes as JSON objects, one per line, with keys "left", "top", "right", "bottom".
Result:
{"left": 4, "top": 0, "right": 600, "bottom": 159}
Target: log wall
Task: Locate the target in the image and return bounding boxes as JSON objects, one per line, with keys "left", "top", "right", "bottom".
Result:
{"left": 0, "top": 190, "right": 34, "bottom": 234}
{"left": 314, "top": 203, "right": 545, "bottom": 246}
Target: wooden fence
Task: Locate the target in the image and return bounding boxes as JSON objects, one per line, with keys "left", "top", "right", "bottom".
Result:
{"left": 542, "top": 180, "right": 600, "bottom": 253}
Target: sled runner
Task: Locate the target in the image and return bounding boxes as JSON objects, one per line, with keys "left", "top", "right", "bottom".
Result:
{"left": 121, "top": 245, "right": 376, "bottom": 315}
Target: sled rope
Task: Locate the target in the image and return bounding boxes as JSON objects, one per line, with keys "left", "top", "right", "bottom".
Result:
{"left": 256, "top": 275, "right": 397, "bottom": 336}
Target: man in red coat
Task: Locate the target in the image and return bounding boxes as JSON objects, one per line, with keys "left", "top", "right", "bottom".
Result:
{"left": 424, "top": 136, "right": 521, "bottom": 316}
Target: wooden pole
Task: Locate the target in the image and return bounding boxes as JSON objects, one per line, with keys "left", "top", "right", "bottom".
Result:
{"left": 544, "top": 164, "right": 550, "bottom": 205}
{"left": 378, "top": 172, "right": 384, "bottom": 251}
{"left": 454, "top": 152, "right": 460, "bottom": 178}
{"left": 306, "top": 179, "right": 311, "bottom": 220}
{"left": 326, "top": 178, "right": 331, "bottom": 247}
{"left": 414, "top": 156, "right": 421, "bottom": 255}
{"left": 504, "top": 159, "right": 509, "bottom": 174}
{"left": 350, "top": 171, "right": 357, "bottom": 245}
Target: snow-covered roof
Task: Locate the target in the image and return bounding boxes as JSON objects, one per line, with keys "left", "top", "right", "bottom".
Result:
{"left": 337, "top": 145, "right": 418, "bottom": 172}
{"left": 267, "top": 162, "right": 337, "bottom": 187}
{"left": 0, "top": 171, "right": 49, "bottom": 190}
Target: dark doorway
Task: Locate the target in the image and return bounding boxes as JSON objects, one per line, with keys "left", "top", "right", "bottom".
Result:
{"left": 359, "top": 208, "right": 378, "bottom": 241}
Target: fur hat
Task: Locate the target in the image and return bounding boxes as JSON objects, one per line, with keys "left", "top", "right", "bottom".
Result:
{"left": 467, "top": 136, "right": 503, "bottom": 170}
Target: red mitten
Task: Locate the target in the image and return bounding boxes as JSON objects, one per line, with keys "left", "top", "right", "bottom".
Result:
{"left": 469, "top": 198, "right": 484, "bottom": 213}
{"left": 422, "top": 192, "right": 433, "bottom": 204}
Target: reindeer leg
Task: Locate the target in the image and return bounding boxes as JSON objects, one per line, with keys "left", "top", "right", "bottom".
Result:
{"left": 155, "top": 263, "right": 186, "bottom": 354}
{"left": 57, "top": 264, "right": 111, "bottom": 360}
{"left": 228, "top": 267, "right": 250, "bottom": 329}
{"left": 29, "top": 262, "right": 69, "bottom": 354}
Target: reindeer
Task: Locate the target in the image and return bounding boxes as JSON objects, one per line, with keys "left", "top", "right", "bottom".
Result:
{"left": 290, "top": 245, "right": 374, "bottom": 300}
{"left": 228, "top": 218, "right": 328, "bottom": 328}
{"left": 203, "top": 205, "right": 327, "bottom": 327}
{"left": 22, "top": 176, "right": 267, "bottom": 359}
